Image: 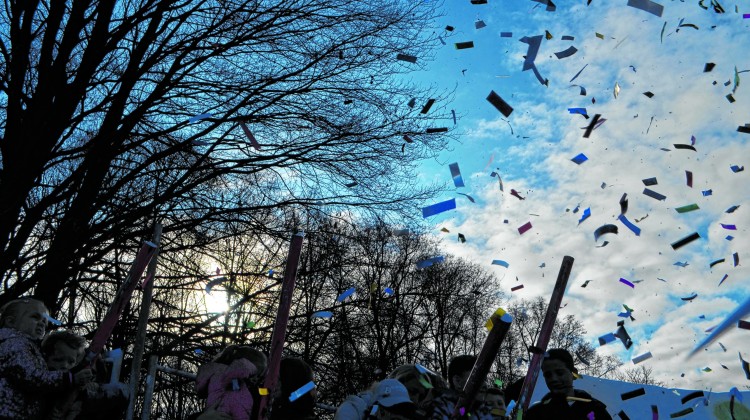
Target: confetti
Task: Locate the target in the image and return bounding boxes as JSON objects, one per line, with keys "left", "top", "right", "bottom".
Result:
{"left": 312, "top": 311, "right": 333, "bottom": 318}
{"left": 594, "top": 224, "right": 618, "bottom": 241}
{"left": 720, "top": 223, "right": 737, "bottom": 230}
{"left": 701, "top": 189, "right": 712, "bottom": 196}
{"left": 619, "top": 278, "right": 635, "bottom": 288}
{"left": 673, "top": 144, "right": 696, "bottom": 151}
{"left": 455, "top": 41, "right": 475, "bottom": 49}
{"left": 643, "top": 188, "right": 666, "bottom": 201}
{"left": 449, "top": 162, "right": 465, "bottom": 188}
{"left": 511, "top": 285, "right": 525, "bottom": 292}
{"left": 685, "top": 171, "right": 693, "bottom": 187}
{"left": 571, "top": 153, "right": 588, "bottom": 164}
{"left": 632, "top": 352, "right": 653, "bottom": 364}
{"left": 420, "top": 99, "right": 435, "bottom": 114}
{"left": 289, "top": 381, "right": 316, "bottom": 402}
{"left": 618, "top": 215, "right": 641, "bottom": 236}
{"left": 44, "top": 314, "right": 62, "bottom": 326}
{"left": 730, "top": 165, "right": 744, "bottom": 173}
{"left": 675, "top": 204, "right": 699, "bottom": 213}
{"left": 670, "top": 408, "right": 693, "bottom": 418}
{"left": 579, "top": 207, "right": 591, "bottom": 224}
{"left": 642, "top": 177, "right": 658, "bottom": 186}
{"left": 681, "top": 293, "right": 698, "bottom": 301}
{"left": 741, "top": 353, "right": 750, "bottom": 380}
{"left": 417, "top": 256, "right": 445, "bottom": 268}
{"left": 726, "top": 205, "right": 740, "bottom": 213}
{"left": 570, "top": 64, "right": 588, "bottom": 82}
{"left": 422, "top": 199, "right": 456, "bottom": 218}
{"left": 336, "top": 287, "right": 356, "bottom": 302}
{"left": 734, "top": 252, "right": 739, "bottom": 267}
{"left": 581, "top": 280, "right": 592, "bottom": 288}
{"left": 583, "top": 114, "right": 602, "bottom": 138}
{"left": 396, "top": 53, "right": 417, "bottom": 63}
{"left": 718, "top": 274, "right": 729, "bottom": 286}
{"left": 486, "top": 91, "right": 514, "bottom": 117}
{"left": 671, "top": 232, "right": 700, "bottom": 250}
{"left": 239, "top": 122, "right": 262, "bottom": 150}
{"left": 621, "top": 387, "right": 646, "bottom": 401}
{"left": 492, "top": 260, "right": 510, "bottom": 268}
{"left": 554, "top": 46, "right": 578, "bottom": 59}
{"left": 518, "top": 221, "right": 533, "bottom": 235}
{"left": 501, "top": 32, "right": 513, "bottom": 37}
{"left": 475, "top": 20, "right": 486, "bottom": 29}
{"left": 457, "top": 193, "right": 476, "bottom": 203}
{"left": 709, "top": 259, "right": 725, "bottom": 268}
{"left": 674, "top": 261, "right": 689, "bottom": 267}
{"left": 188, "top": 113, "right": 212, "bottom": 123}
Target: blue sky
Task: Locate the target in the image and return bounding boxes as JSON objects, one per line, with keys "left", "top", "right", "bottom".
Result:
{"left": 410, "top": 0, "right": 750, "bottom": 391}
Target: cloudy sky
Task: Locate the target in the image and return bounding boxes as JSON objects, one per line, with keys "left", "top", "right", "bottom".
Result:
{"left": 411, "top": 0, "right": 749, "bottom": 391}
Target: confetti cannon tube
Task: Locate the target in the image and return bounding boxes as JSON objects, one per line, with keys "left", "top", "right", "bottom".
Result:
{"left": 257, "top": 232, "right": 305, "bottom": 420}
{"left": 517, "top": 255, "right": 575, "bottom": 416}
{"left": 60, "top": 240, "right": 158, "bottom": 415}
{"left": 451, "top": 308, "right": 513, "bottom": 419}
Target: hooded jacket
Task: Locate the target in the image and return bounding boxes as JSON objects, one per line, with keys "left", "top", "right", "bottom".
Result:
{"left": 0, "top": 328, "right": 74, "bottom": 420}
{"left": 195, "top": 358, "right": 259, "bottom": 420}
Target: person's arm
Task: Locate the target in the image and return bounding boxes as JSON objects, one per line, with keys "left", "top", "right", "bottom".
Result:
{"left": 333, "top": 391, "right": 372, "bottom": 420}
{"left": 0, "top": 337, "right": 74, "bottom": 391}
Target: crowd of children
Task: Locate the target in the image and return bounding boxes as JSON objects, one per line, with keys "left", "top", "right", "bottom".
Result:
{"left": 1, "top": 297, "right": 609, "bottom": 420}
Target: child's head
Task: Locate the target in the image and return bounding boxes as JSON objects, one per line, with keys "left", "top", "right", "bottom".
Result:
{"left": 478, "top": 386, "right": 506, "bottom": 418}
{"left": 540, "top": 348, "right": 576, "bottom": 398}
{"left": 387, "top": 364, "right": 447, "bottom": 410}
{"left": 0, "top": 298, "right": 49, "bottom": 340}
{"left": 213, "top": 345, "right": 268, "bottom": 378}
{"left": 447, "top": 354, "right": 477, "bottom": 391}
{"left": 41, "top": 330, "right": 87, "bottom": 371}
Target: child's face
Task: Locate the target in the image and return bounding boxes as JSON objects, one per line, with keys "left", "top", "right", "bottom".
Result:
{"left": 47, "top": 341, "right": 82, "bottom": 371}
{"left": 480, "top": 391, "right": 507, "bottom": 418}
{"left": 541, "top": 359, "right": 574, "bottom": 397}
{"left": 5, "top": 303, "right": 48, "bottom": 340}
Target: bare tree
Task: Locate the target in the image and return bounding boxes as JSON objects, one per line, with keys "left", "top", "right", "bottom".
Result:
{"left": 0, "top": 0, "right": 453, "bottom": 312}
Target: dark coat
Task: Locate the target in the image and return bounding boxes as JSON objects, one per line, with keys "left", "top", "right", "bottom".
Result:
{"left": 524, "top": 389, "right": 612, "bottom": 420}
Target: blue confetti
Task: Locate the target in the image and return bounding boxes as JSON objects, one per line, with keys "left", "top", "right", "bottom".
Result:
{"left": 492, "top": 260, "right": 510, "bottom": 268}
{"left": 571, "top": 153, "right": 588, "bottom": 164}
{"left": 618, "top": 214, "right": 641, "bottom": 236}
{"left": 289, "top": 381, "right": 316, "bottom": 402}
{"left": 336, "top": 287, "right": 356, "bottom": 302}
{"left": 312, "top": 311, "right": 333, "bottom": 318}
{"left": 422, "top": 199, "right": 456, "bottom": 218}
{"left": 702, "top": 189, "right": 713, "bottom": 196}
{"left": 578, "top": 207, "right": 591, "bottom": 224}
{"left": 417, "top": 256, "right": 445, "bottom": 268}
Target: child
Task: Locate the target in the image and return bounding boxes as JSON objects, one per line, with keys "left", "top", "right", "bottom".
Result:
{"left": 0, "top": 298, "right": 93, "bottom": 420}
{"left": 270, "top": 357, "right": 317, "bottom": 420}
{"left": 524, "top": 348, "right": 612, "bottom": 420}
{"left": 196, "top": 344, "right": 268, "bottom": 420}
{"left": 41, "top": 330, "right": 92, "bottom": 420}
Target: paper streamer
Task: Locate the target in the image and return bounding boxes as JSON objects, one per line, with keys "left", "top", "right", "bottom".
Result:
{"left": 689, "top": 294, "right": 750, "bottom": 356}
